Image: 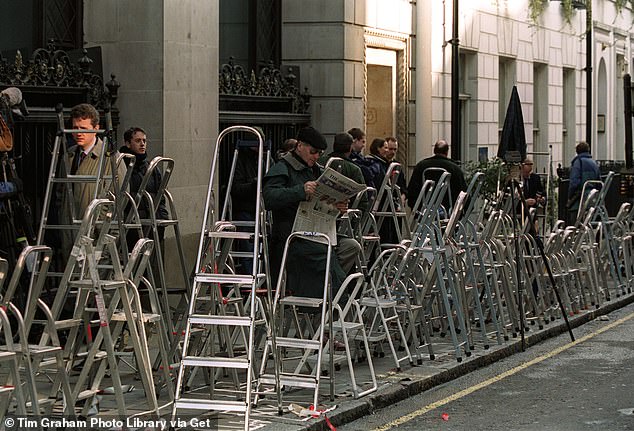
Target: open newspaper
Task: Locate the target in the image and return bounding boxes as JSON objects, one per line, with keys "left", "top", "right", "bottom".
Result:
{"left": 292, "top": 167, "right": 365, "bottom": 244}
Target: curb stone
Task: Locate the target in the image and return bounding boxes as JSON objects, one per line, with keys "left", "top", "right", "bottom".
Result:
{"left": 260, "top": 292, "right": 634, "bottom": 431}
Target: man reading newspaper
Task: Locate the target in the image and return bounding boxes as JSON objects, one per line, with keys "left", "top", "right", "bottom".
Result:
{"left": 263, "top": 126, "right": 363, "bottom": 298}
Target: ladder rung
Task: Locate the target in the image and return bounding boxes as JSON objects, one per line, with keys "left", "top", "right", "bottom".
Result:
{"left": 280, "top": 296, "right": 324, "bottom": 307}
{"left": 229, "top": 251, "right": 255, "bottom": 258}
{"left": 0, "top": 387, "right": 14, "bottom": 394}
{"left": 258, "top": 373, "right": 318, "bottom": 389}
{"left": 270, "top": 337, "right": 320, "bottom": 350}
{"left": 195, "top": 273, "right": 257, "bottom": 285}
{"left": 207, "top": 231, "right": 254, "bottom": 240}
{"left": 174, "top": 398, "right": 247, "bottom": 412}
{"left": 182, "top": 356, "right": 249, "bottom": 369}
{"left": 190, "top": 315, "right": 252, "bottom": 326}
{"left": 50, "top": 175, "right": 114, "bottom": 183}
{"left": 40, "top": 224, "right": 81, "bottom": 230}
{"left": 156, "top": 219, "right": 178, "bottom": 226}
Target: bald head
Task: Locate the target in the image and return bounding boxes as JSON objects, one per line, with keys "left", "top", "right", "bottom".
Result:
{"left": 433, "top": 139, "right": 450, "bottom": 157}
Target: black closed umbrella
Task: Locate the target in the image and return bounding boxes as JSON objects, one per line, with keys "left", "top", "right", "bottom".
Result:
{"left": 497, "top": 85, "right": 527, "bottom": 163}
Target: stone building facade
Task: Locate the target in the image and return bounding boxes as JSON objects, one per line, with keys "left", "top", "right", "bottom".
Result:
{"left": 2, "top": 0, "right": 634, "bottom": 278}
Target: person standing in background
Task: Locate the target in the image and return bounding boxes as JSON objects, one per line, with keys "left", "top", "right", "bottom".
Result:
{"left": 119, "top": 126, "right": 168, "bottom": 251}
{"left": 566, "top": 141, "right": 600, "bottom": 225}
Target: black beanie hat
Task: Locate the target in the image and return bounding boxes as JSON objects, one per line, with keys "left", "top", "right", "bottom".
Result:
{"left": 297, "top": 126, "right": 327, "bottom": 150}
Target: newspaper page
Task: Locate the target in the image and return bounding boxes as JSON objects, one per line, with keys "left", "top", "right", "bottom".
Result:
{"left": 292, "top": 167, "right": 365, "bottom": 244}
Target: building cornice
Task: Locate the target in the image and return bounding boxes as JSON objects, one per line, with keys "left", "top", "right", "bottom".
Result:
{"left": 364, "top": 29, "right": 408, "bottom": 50}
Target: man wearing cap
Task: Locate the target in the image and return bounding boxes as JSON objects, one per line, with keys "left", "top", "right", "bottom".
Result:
{"left": 264, "top": 126, "right": 361, "bottom": 298}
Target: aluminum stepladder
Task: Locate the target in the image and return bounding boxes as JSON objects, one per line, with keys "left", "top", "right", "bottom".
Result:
{"left": 585, "top": 172, "right": 628, "bottom": 297}
{"left": 357, "top": 175, "right": 448, "bottom": 369}
{"left": 352, "top": 186, "right": 381, "bottom": 268}
{"left": 120, "top": 154, "right": 189, "bottom": 369}
{"left": 0, "top": 257, "right": 27, "bottom": 421}
{"left": 41, "top": 199, "right": 163, "bottom": 417}
{"left": 255, "top": 231, "right": 336, "bottom": 414}
{"left": 0, "top": 246, "right": 74, "bottom": 417}
{"left": 373, "top": 162, "right": 409, "bottom": 244}
{"left": 410, "top": 173, "right": 471, "bottom": 362}
{"left": 171, "top": 126, "right": 268, "bottom": 431}
{"left": 123, "top": 156, "right": 192, "bottom": 366}
{"left": 421, "top": 166, "right": 454, "bottom": 218}
{"left": 451, "top": 185, "right": 504, "bottom": 349}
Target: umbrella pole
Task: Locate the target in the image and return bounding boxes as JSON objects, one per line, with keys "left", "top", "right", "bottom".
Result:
{"left": 511, "top": 176, "right": 575, "bottom": 343}
{"left": 508, "top": 170, "right": 526, "bottom": 352}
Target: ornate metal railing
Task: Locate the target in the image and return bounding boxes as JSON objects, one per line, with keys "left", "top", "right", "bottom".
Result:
{"left": 0, "top": 40, "right": 119, "bottom": 109}
{"left": 0, "top": 40, "right": 120, "bottom": 225}
{"left": 219, "top": 57, "right": 310, "bottom": 114}
{"left": 218, "top": 57, "right": 312, "bottom": 197}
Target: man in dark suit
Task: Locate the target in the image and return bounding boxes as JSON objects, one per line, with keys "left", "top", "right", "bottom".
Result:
{"left": 520, "top": 158, "right": 545, "bottom": 208}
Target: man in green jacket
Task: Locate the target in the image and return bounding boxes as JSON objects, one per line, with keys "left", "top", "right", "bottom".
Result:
{"left": 263, "top": 127, "right": 361, "bottom": 298}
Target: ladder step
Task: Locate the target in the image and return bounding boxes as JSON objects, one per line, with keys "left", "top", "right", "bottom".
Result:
{"left": 0, "top": 386, "right": 14, "bottom": 394}
{"left": 280, "top": 296, "right": 324, "bottom": 307}
{"left": 182, "top": 356, "right": 249, "bottom": 369}
{"left": 0, "top": 352, "right": 17, "bottom": 362}
{"left": 26, "top": 398, "right": 56, "bottom": 408}
{"left": 68, "top": 279, "right": 127, "bottom": 289}
{"left": 229, "top": 251, "right": 255, "bottom": 258}
{"left": 1, "top": 345, "right": 61, "bottom": 356}
{"left": 174, "top": 398, "right": 247, "bottom": 412}
{"left": 77, "top": 389, "right": 100, "bottom": 401}
{"left": 258, "top": 373, "right": 318, "bottom": 389}
{"left": 190, "top": 315, "right": 252, "bottom": 326}
{"left": 362, "top": 235, "right": 381, "bottom": 241}
{"left": 359, "top": 297, "right": 397, "bottom": 307}
{"left": 50, "top": 174, "right": 115, "bottom": 183}
{"left": 331, "top": 321, "right": 364, "bottom": 331}
{"left": 208, "top": 231, "right": 254, "bottom": 240}
{"left": 195, "top": 273, "right": 258, "bottom": 285}
{"left": 270, "top": 337, "right": 320, "bottom": 350}
{"left": 111, "top": 311, "right": 161, "bottom": 323}
{"left": 54, "top": 318, "right": 83, "bottom": 330}
{"left": 76, "top": 350, "right": 108, "bottom": 361}
{"left": 358, "top": 333, "right": 387, "bottom": 343}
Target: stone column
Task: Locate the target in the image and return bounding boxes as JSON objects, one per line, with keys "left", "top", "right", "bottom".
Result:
{"left": 85, "top": 0, "right": 219, "bottom": 286}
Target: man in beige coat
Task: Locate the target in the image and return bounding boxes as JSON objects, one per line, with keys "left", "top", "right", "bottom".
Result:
{"left": 65, "top": 103, "right": 125, "bottom": 220}
{"left": 58, "top": 103, "right": 126, "bottom": 264}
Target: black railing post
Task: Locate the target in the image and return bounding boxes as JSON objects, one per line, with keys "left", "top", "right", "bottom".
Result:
{"left": 624, "top": 73, "right": 633, "bottom": 170}
{"left": 451, "top": 0, "right": 461, "bottom": 162}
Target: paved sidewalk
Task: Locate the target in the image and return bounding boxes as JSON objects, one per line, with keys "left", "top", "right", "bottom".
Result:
{"left": 71, "top": 290, "right": 634, "bottom": 430}
{"left": 254, "top": 291, "right": 634, "bottom": 431}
